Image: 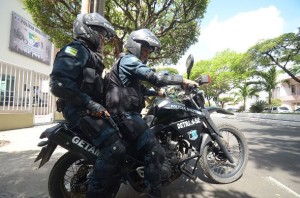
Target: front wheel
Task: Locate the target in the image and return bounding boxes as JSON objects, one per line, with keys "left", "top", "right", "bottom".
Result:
{"left": 200, "top": 124, "right": 249, "bottom": 184}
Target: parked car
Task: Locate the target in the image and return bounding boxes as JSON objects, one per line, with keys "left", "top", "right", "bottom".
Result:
{"left": 295, "top": 108, "right": 300, "bottom": 113}
{"left": 264, "top": 106, "right": 292, "bottom": 113}
{"left": 227, "top": 108, "right": 239, "bottom": 112}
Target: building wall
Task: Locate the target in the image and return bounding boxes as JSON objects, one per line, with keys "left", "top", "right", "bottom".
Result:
{"left": 273, "top": 75, "right": 300, "bottom": 110}
{"left": 0, "top": 1, "right": 59, "bottom": 130}
{"left": 0, "top": 0, "right": 54, "bottom": 74}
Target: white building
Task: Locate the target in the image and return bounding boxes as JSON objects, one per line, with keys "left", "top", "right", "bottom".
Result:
{"left": 273, "top": 73, "right": 300, "bottom": 110}
{"left": 0, "top": 0, "right": 56, "bottom": 130}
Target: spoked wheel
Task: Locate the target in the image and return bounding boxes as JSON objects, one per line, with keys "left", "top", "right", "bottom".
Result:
{"left": 200, "top": 124, "right": 248, "bottom": 183}
{"left": 48, "top": 152, "right": 93, "bottom": 198}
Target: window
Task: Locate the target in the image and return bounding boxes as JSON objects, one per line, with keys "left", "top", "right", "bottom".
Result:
{"left": 0, "top": 74, "right": 15, "bottom": 106}
{"left": 274, "top": 87, "right": 280, "bottom": 97}
{"left": 291, "top": 84, "right": 296, "bottom": 95}
{"left": 279, "top": 107, "right": 288, "bottom": 110}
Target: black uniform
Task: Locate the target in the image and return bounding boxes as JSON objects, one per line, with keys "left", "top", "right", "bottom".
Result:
{"left": 50, "top": 40, "right": 125, "bottom": 197}
{"left": 106, "top": 53, "right": 184, "bottom": 197}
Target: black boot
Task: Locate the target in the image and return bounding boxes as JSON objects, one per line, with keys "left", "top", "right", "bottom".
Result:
{"left": 145, "top": 185, "right": 161, "bottom": 198}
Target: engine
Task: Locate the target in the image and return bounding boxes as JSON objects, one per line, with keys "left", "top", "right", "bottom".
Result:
{"left": 160, "top": 132, "right": 189, "bottom": 183}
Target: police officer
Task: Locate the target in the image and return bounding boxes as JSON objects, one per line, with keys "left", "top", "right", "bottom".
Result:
{"left": 49, "top": 13, "right": 125, "bottom": 197}
{"left": 105, "top": 28, "right": 198, "bottom": 198}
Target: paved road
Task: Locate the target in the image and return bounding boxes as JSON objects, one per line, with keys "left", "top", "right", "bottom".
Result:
{"left": 0, "top": 117, "right": 299, "bottom": 198}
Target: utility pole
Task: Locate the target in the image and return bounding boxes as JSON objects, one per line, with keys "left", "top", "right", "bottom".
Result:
{"left": 94, "top": 0, "right": 105, "bottom": 16}
{"left": 81, "top": 0, "right": 90, "bottom": 14}
{"left": 81, "top": 0, "right": 105, "bottom": 15}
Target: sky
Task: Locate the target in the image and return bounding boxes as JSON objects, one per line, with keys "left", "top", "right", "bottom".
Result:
{"left": 174, "top": 0, "right": 300, "bottom": 74}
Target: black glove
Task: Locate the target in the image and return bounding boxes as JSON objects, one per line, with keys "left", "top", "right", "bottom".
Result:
{"left": 86, "top": 100, "right": 106, "bottom": 117}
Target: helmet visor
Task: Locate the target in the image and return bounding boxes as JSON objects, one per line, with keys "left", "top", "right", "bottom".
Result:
{"left": 90, "top": 26, "right": 108, "bottom": 37}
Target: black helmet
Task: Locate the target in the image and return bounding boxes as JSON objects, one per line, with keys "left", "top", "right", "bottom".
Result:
{"left": 125, "top": 29, "right": 161, "bottom": 58}
{"left": 73, "top": 13, "right": 115, "bottom": 50}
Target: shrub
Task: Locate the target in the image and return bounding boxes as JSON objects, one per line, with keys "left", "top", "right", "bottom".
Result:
{"left": 250, "top": 100, "right": 267, "bottom": 113}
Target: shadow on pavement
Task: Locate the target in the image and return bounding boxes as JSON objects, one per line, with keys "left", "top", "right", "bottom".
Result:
{"left": 242, "top": 122, "right": 300, "bottom": 177}
{"left": 0, "top": 149, "right": 255, "bottom": 198}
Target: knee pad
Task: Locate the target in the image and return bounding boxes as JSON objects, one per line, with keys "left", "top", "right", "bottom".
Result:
{"left": 91, "top": 140, "right": 126, "bottom": 179}
{"left": 144, "top": 141, "right": 165, "bottom": 165}
{"left": 143, "top": 144, "right": 165, "bottom": 187}
{"left": 109, "top": 139, "right": 126, "bottom": 159}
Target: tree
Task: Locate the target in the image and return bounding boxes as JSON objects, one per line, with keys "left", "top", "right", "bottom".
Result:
{"left": 248, "top": 31, "right": 300, "bottom": 83}
{"left": 191, "top": 50, "right": 248, "bottom": 106}
{"left": 218, "top": 96, "right": 235, "bottom": 108}
{"left": 271, "top": 98, "right": 282, "bottom": 107}
{"left": 23, "top": 0, "right": 209, "bottom": 65}
{"left": 253, "top": 66, "right": 279, "bottom": 106}
{"left": 232, "top": 82, "right": 259, "bottom": 111}
{"left": 156, "top": 67, "right": 179, "bottom": 74}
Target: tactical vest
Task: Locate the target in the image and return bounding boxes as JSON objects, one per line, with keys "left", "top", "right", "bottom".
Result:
{"left": 106, "top": 57, "right": 144, "bottom": 115}
{"left": 50, "top": 40, "right": 105, "bottom": 106}
{"left": 81, "top": 47, "right": 105, "bottom": 104}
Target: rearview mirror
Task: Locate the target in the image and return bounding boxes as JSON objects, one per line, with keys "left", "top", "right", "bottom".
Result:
{"left": 186, "top": 54, "right": 194, "bottom": 79}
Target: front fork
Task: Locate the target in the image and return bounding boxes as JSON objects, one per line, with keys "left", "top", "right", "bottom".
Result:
{"left": 203, "top": 111, "right": 234, "bottom": 163}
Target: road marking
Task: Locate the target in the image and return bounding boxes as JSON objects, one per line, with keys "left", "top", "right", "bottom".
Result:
{"left": 266, "top": 176, "right": 300, "bottom": 198}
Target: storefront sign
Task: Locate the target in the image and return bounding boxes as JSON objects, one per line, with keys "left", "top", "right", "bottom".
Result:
{"left": 9, "top": 12, "right": 52, "bottom": 65}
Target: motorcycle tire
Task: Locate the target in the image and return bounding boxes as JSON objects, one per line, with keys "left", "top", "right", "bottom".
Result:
{"left": 48, "top": 152, "right": 92, "bottom": 198}
{"left": 200, "top": 124, "right": 249, "bottom": 184}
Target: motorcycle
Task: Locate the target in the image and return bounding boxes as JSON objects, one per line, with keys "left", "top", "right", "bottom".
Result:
{"left": 35, "top": 54, "right": 248, "bottom": 197}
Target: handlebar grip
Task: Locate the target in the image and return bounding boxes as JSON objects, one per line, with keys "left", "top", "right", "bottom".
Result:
{"left": 188, "top": 83, "right": 197, "bottom": 89}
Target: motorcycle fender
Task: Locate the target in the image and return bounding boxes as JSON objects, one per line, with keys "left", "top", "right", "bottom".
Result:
{"left": 34, "top": 142, "right": 57, "bottom": 168}
{"left": 199, "top": 133, "right": 212, "bottom": 156}
{"left": 206, "top": 107, "right": 234, "bottom": 115}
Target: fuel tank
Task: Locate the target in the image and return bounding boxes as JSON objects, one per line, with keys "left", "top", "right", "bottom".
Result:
{"left": 148, "top": 98, "right": 203, "bottom": 125}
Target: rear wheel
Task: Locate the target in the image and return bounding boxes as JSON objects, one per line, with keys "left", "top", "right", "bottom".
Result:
{"left": 200, "top": 124, "right": 248, "bottom": 183}
{"left": 48, "top": 152, "right": 93, "bottom": 198}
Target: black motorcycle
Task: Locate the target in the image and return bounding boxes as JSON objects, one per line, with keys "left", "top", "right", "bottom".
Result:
{"left": 35, "top": 55, "right": 248, "bottom": 197}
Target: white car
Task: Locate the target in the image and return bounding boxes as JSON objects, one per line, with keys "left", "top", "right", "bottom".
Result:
{"left": 295, "top": 108, "right": 300, "bottom": 113}
{"left": 271, "top": 106, "right": 291, "bottom": 113}
{"left": 264, "top": 106, "right": 291, "bottom": 113}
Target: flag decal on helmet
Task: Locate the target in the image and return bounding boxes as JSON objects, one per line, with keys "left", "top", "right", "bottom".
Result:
{"left": 65, "top": 46, "right": 78, "bottom": 56}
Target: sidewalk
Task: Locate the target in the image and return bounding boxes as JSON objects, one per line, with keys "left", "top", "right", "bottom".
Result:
{"left": 0, "top": 123, "right": 65, "bottom": 198}
{"left": 0, "top": 123, "right": 58, "bottom": 152}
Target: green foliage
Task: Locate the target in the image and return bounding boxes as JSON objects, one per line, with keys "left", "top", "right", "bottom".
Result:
{"left": 191, "top": 50, "right": 249, "bottom": 106}
{"left": 249, "top": 100, "right": 267, "bottom": 113}
{"left": 219, "top": 96, "right": 235, "bottom": 108}
{"left": 247, "top": 31, "right": 300, "bottom": 83}
{"left": 23, "top": 0, "right": 209, "bottom": 66}
{"left": 253, "top": 66, "right": 279, "bottom": 105}
{"left": 155, "top": 67, "right": 179, "bottom": 74}
{"left": 238, "top": 106, "right": 245, "bottom": 112}
{"left": 232, "top": 82, "right": 259, "bottom": 111}
{"left": 23, "top": 0, "right": 79, "bottom": 48}
{"left": 271, "top": 98, "right": 282, "bottom": 107}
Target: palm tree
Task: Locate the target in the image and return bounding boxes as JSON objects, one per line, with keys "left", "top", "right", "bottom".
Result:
{"left": 233, "top": 82, "right": 259, "bottom": 111}
{"left": 254, "top": 66, "right": 279, "bottom": 106}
